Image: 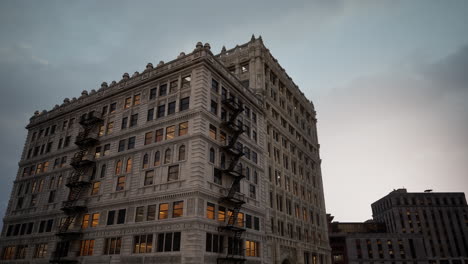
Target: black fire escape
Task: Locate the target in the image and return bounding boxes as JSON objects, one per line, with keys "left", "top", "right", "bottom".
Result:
{"left": 217, "top": 98, "right": 247, "bottom": 264}
{"left": 50, "top": 112, "right": 103, "bottom": 263}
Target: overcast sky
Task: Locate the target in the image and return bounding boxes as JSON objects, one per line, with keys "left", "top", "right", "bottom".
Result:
{"left": 0, "top": 0, "right": 467, "bottom": 225}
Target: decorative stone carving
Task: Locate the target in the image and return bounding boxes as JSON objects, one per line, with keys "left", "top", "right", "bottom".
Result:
{"left": 132, "top": 71, "right": 139, "bottom": 77}
{"left": 146, "top": 63, "right": 153, "bottom": 70}
{"left": 122, "top": 72, "right": 130, "bottom": 80}
{"left": 158, "top": 61, "right": 164, "bottom": 67}
{"left": 204, "top": 43, "right": 211, "bottom": 50}
{"left": 196, "top": 41, "right": 203, "bottom": 49}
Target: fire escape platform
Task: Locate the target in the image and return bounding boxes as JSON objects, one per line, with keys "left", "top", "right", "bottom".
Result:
{"left": 74, "top": 137, "right": 99, "bottom": 148}
{"left": 79, "top": 116, "right": 103, "bottom": 126}
{"left": 70, "top": 159, "right": 95, "bottom": 169}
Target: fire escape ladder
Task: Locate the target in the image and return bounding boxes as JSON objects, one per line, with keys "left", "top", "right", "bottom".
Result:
{"left": 218, "top": 99, "right": 246, "bottom": 263}
{"left": 51, "top": 113, "right": 103, "bottom": 263}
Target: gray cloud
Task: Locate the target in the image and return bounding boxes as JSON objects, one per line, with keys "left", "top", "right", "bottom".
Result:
{"left": 318, "top": 44, "right": 468, "bottom": 221}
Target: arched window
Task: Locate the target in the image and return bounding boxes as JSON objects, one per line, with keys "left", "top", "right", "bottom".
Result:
{"left": 209, "top": 148, "right": 215, "bottom": 163}
{"left": 100, "top": 164, "right": 107, "bottom": 178}
{"left": 154, "top": 151, "right": 161, "bottom": 166}
{"left": 220, "top": 153, "right": 226, "bottom": 169}
{"left": 178, "top": 145, "right": 186, "bottom": 161}
{"left": 115, "top": 160, "right": 122, "bottom": 175}
{"left": 142, "top": 154, "right": 149, "bottom": 169}
{"left": 164, "top": 148, "right": 172, "bottom": 164}
{"left": 126, "top": 158, "right": 132, "bottom": 173}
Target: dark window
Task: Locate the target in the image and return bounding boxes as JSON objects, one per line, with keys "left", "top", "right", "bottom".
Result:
{"left": 159, "top": 84, "right": 167, "bottom": 96}
{"left": 168, "top": 101, "right": 176, "bottom": 115}
{"left": 130, "top": 114, "right": 138, "bottom": 127}
{"left": 180, "top": 97, "right": 190, "bottom": 111}
{"left": 128, "top": 137, "right": 136, "bottom": 149}
{"left": 212, "top": 79, "right": 219, "bottom": 93}
{"left": 107, "top": 211, "right": 115, "bottom": 225}
{"left": 117, "top": 209, "right": 126, "bottom": 224}
{"left": 157, "top": 105, "right": 165, "bottom": 118}
{"left": 211, "top": 100, "right": 218, "bottom": 115}
{"left": 110, "top": 102, "right": 117, "bottom": 113}
{"left": 147, "top": 108, "right": 154, "bottom": 121}
{"left": 254, "top": 217, "right": 260, "bottom": 230}
{"left": 157, "top": 232, "right": 181, "bottom": 252}
{"left": 149, "top": 88, "right": 157, "bottom": 100}
{"left": 118, "top": 140, "right": 125, "bottom": 152}
{"left": 246, "top": 214, "right": 252, "bottom": 229}
{"left": 121, "top": 117, "right": 128, "bottom": 129}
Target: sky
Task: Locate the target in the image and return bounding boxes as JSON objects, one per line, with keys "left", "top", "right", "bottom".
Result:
{"left": 0, "top": 0, "right": 467, "bottom": 225}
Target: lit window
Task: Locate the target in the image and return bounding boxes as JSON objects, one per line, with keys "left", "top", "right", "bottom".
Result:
{"left": 110, "top": 103, "right": 117, "bottom": 113}
{"left": 178, "top": 145, "right": 186, "bottom": 161}
{"left": 245, "top": 240, "right": 259, "bottom": 257}
{"left": 166, "top": 126, "right": 175, "bottom": 140}
{"left": 82, "top": 214, "right": 90, "bottom": 229}
{"left": 209, "top": 125, "right": 217, "bottom": 140}
{"left": 173, "top": 201, "right": 183, "bottom": 218}
{"left": 158, "top": 203, "right": 168, "bottom": 219}
{"left": 179, "top": 121, "right": 188, "bottom": 136}
{"left": 168, "top": 165, "right": 179, "bottom": 181}
{"left": 218, "top": 206, "right": 226, "bottom": 222}
{"left": 155, "top": 129, "right": 163, "bottom": 142}
{"left": 207, "top": 202, "right": 215, "bottom": 219}
{"left": 145, "top": 132, "right": 152, "bottom": 145}
{"left": 79, "top": 239, "right": 95, "bottom": 256}
{"left": 133, "top": 94, "right": 141, "bottom": 105}
{"left": 91, "top": 182, "right": 100, "bottom": 195}
{"left": 125, "top": 158, "right": 132, "bottom": 173}
{"left": 124, "top": 97, "right": 131, "bottom": 109}
{"left": 116, "top": 176, "right": 125, "bottom": 191}
{"left": 91, "top": 213, "right": 99, "bottom": 227}
{"left": 34, "top": 243, "right": 48, "bottom": 258}
{"left": 133, "top": 234, "right": 153, "bottom": 254}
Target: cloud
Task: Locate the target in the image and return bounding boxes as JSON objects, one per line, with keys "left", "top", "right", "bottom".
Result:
{"left": 319, "top": 44, "right": 468, "bottom": 221}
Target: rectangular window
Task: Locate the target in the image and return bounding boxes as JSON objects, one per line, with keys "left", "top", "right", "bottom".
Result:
{"left": 110, "top": 102, "right": 117, "bottom": 113}
{"left": 121, "top": 117, "right": 128, "bottom": 129}
{"left": 106, "top": 121, "right": 114, "bottom": 134}
{"left": 246, "top": 214, "right": 252, "bottom": 229}
{"left": 173, "top": 201, "right": 184, "bottom": 218}
{"left": 211, "top": 100, "right": 218, "bottom": 115}
{"left": 180, "top": 97, "right": 190, "bottom": 111}
{"left": 152, "top": 129, "right": 163, "bottom": 143}
{"left": 144, "top": 170, "right": 154, "bottom": 186}
{"left": 135, "top": 206, "right": 145, "bottom": 222}
{"left": 170, "top": 80, "right": 178, "bottom": 93}
{"left": 117, "top": 209, "right": 126, "bottom": 224}
{"left": 212, "top": 79, "right": 219, "bottom": 93}
{"left": 145, "top": 132, "right": 152, "bottom": 145}
{"left": 116, "top": 176, "right": 125, "bottom": 191}
{"left": 133, "top": 94, "right": 141, "bottom": 105}
{"left": 254, "top": 217, "right": 260, "bottom": 230}
{"left": 104, "top": 144, "right": 111, "bottom": 156}
{"left": 79, "top": 239, "right": 95, "bottom": 256}
{"left": 34, "top": 243, "right": 48, "bottom": 258}
{"left": 48, "top": 190, "right": 56, "bottom": 203}
{"left": 149, "top": 88, "right": 157, "bottom": 100}
{"left": 246, "top": 240, "right": 259, "bottom": 257}
{"left": 209, "top": 125, "right": 217, "bottom": 140}
{"left": 147, "top": 205, "right": 156, "bottom": 221}
{"left": 133, "top": 234, "right": 153, "bottom": 254}
{"left": 166, "top": 125, "right": 175, "bottom": 140}
{"left": 157, "top": 104, "right": 165, "bottom": 118}
{"left": 206, "top": 233, "right": 224, "bottom": 253}
{"left": 103, "top": 237, "right": 122, "bottom": 255}
{"left": 118, "top": 140, "right": 125, "bottom": 152}
{"left": 130, "top": 113, "right": 138, "bottom": 127}
{"left": 218, "top": 206, "right": 226, "bottom": 222}
{"left": 157, "top": 232, "right": 181, "bottom": 252}
{"left": 179, "top": 121, "right": 188, "bottom": 136}
{"left": 91, "top": 213, "right": 99, "bottom": 227}
{"left": 147, "top": 108, "right": 154, "bottom": 121}
{"left": 107, "top": 210, "right": 115, "bottom": 225}
{"left": 182, "top": 76, "right": 191, "bottom": 89}
{"left": 168, "top": 101, "right": 176, "bottom": 115}
{"left": 159, "top": 84, "right": 167, "bottom": 96}
{"left": 207, "top": 202, "right": 215, "bottom": 219}
{"left": 124, "top": 97, "right": 131, "bottom": 109}
{"left": 82, "top": 214, "right": 90, "bottom": 229}
{"left": 127, "top": 136, "right": 136, "bottom": 149}
{"left": 159, "top": 203, "right": 168, "bottom": 219}
{"left": 168, "top": 165, "right": 179, "bottom": 181}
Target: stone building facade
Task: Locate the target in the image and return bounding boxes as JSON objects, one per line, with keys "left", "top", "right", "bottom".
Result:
{"left": 372, "top": 189, "right": 468, "bottom": 264}
{"left": 0, "top": 36, "right": 330, "bottom": 264}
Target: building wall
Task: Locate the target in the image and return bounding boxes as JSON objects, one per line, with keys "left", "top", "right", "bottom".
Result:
{"left": 217, "top": 36, "right": 331, "bottom": 264}
{"left": 372, "top": 189, "right": 468, "bottom": 264}
{"left": 0, "top": 45, "right": 270, "bottom": 264}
